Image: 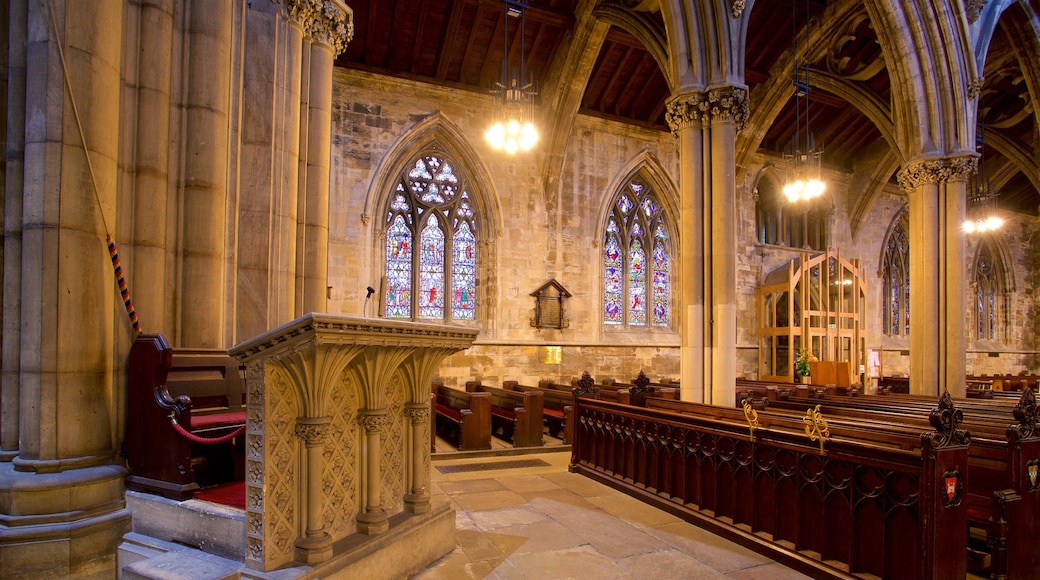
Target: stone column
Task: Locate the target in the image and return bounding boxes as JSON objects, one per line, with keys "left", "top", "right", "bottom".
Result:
{"left": 2, "top": 0, "right": 26, "bottom": 461}
{"left": 1, "top": 0, "right": 131, "bottom": 576}
{"left": 357, "top": 409, "right": 390, "bottom": 534}
{"left": 898, "top": 157, "right": 971, "bottom": 397}
{"left": 298, "top": 4, "right": 350, "bottom": 314}
{"left": 665, "top": 87, "right": 747, "bottom": 405}
{"left": 403, "top": 403, "right": 432, "bottom": 513}
{"left": 236, "top": 0, "right": 307, "bottom": 339}
{"left": 131, "top": 0, "right": 174, "bottom": 334}
{"left": 179, "top": 0, "right": 231, "bottom": 347}
{"left": 294, "top": 416, "right": 333, "bottom": 563}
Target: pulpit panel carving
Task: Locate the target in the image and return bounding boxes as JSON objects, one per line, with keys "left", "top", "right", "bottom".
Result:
{"left": 382, "top": 372, "right": 406, "bottom": 513}
{"left": 323, "top": 371, "right": 359, "bottom": 537}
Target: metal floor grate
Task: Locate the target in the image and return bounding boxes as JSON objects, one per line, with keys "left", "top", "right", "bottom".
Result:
{"left": 435, "top": 458, "right": 550, "bottom": 474}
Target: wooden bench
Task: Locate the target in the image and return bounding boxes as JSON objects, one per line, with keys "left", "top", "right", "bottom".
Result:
{"left": 125, "top": 333, "right": 246, "bottom": 500}
{"left": 569, "top": 389, "right": 970, "bottom": 578}
{"left": 503, "top": 381, "right": 573, "bottom": 443}
{"left": 433, "top": 384, "right": 491, "bottom": 451}
{"left": 766, "top": 390, "right": 1040, "bottom": 578}
{"left": 467, "top": 381, "right": 543, "bottom": 448}
{"left": 601, "top": 372, "right": 680, "bottom": 407}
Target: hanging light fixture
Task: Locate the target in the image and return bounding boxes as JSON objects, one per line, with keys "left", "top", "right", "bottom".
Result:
{"left": 782, "top": 0, "right": 825, "bottom": 202}
{"left": 484, "top": 1, "right": 539, "bottom": 154}
{"left": 963, "top": 98, "right": 1004, "bottom": 233}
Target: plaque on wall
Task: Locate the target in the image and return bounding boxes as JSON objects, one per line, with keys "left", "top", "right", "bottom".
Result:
{"left": 530, "top": 279, "right": 571, "bottom": 330}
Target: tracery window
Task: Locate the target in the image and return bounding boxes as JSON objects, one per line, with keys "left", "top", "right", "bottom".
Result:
{"left": 384, "top": 153, "right": 477, "bottom": 321}
{"left": 603, "top": 180, "right": 671, "bottom": 328}
{"left": 880, "top": 210, "right": 910, "bottom": 336}
{"left": 972, "top": 239, "right": 1007, "bottom": 341}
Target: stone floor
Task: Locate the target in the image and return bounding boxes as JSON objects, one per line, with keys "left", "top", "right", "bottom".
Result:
{"left": 414, "top": 450, "right": 812, "bottom": 580}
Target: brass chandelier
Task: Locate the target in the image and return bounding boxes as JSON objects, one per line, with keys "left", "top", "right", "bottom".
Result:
{"left": 484, "top": 0, "right": 539, "bottom": 154}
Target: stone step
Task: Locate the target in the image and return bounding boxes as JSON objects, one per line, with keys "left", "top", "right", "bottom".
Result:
{"left": 122, "top": 548, "right": 241, "bottom": 580}
{"left": 125, "top": 490, "right": 246, "bottom": 560}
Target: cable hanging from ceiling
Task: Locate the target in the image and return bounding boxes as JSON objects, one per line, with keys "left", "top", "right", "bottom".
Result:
{"left": 484, "top": 0, "right": 539, "bottom": 154}
{"left": 783, "top": 0, "right": 825, "bottom": 203}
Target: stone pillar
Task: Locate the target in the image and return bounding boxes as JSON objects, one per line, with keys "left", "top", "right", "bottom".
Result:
{"left": 0, "top": 0, "right": 131, "bottom": 577}
{"left": 403, "top": 403, "right": 432, "bottom": 513}
{"left": 898, "top": 157, "right": 971, "bottom": 397}
{"left": 294, "top": 416, "right": 333, "bottom": 563}
{"left": 131, "top": 0, "right": 174, "bottom": 334}
{"left": 2, "top": 0, "right": 26, "bottom": 461}
{"left": 296, "top": 1, "right": 350, "bottom": 316}
{"left": 665, "top": 87, "right": 747, "bottom": 405}
{"left": 179, "top": 0, "right": 231, "bottom": 347}
{"left": 357, "top": 410, "right": 390, "bottom": 534}
{"left": 237, "top": 0, "right": 307, "bottom": 339}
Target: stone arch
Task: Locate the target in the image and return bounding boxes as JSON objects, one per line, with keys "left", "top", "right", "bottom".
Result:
{"left": 656, "top": 0, "right": 744, "bottom": 91}
{"left": 596, "top": 151, "right": 680, "bottom": 240}
{"left": 863, "top": 0, "right": 977, "bottom": 159}
{"left": 969, "top": 233, "right": 1015, "bottom": 342}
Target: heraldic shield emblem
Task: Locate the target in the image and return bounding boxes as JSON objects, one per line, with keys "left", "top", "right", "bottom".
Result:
{"left": 942, "top": 469, "right": 962, "bottom": 507}
{"left": 1028, "top": 459, "right": 1039, "bottom": 491}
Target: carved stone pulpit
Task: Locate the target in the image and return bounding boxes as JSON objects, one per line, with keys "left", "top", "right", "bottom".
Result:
{"left": 228, "top": 314, "right": 477, "bottom": 572}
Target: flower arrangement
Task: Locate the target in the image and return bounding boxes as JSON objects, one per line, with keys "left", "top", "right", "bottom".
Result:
{"left": 795, "top": 348, "right": 816, "bottom": 380}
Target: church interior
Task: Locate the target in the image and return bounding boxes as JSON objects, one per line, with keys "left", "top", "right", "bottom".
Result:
{"left": 1, "top": 0, "right": 1039, "bottom": 578}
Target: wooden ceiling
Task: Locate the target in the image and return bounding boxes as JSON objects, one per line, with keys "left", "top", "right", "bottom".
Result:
{"left": 335, "top": 0, "right": 1038, "bottom": 217}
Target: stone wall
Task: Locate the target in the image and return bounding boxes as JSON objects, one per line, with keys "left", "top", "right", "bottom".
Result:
{"left": 328, "top": 69, "right": 1040, "bottom": 387}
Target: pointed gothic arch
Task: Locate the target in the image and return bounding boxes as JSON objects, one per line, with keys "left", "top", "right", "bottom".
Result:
{"left": 365, "top": 113, "right": 500, "bottom": 327}
{"left": 970, "top": 234, "right": 1015, "bottom": 343}
{"left": 598, "top": 153, "right": 679, "bottom": 331}
{"left": 878, "top": 206, "right": 910, "bottom": 337}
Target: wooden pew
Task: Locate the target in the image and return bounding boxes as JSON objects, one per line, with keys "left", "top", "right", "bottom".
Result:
{"left": 767, "top": 390, "right": 1040, "bottom": 578}
{"left": 467, "top": 381, "right": 543, "bottom": 448}
{"left": 433, "top": 384, "right": 491, "bottom": 451}
{"left": 126, "top": 333, "right": 247, "bottom": 500}
{"left": 503, "top": 381, "right": 572, "bottom": 443}
{"left": 568, "top": 387, "right": 970, "bottom": 579}
{"left": 602, "top": 371, "right": 680, "bottom": 407}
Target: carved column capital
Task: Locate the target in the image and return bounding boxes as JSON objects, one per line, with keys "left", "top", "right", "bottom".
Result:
{"left": 358, "top": 410, "right": 389, "bottom": 433}
{"left": 665, "top": 86, "right": 749, "bottom": 135}
{"left": 966, "top": 0, "right": 987, "bottom": 24}
{"left": 729, "top": 0, "right": 746, "bottom": 18}
{"left": 403, "top": 404, "right": 431, "bottom": 425}
{"left": 307, "top": 0, "right": 355, "bottom": 56}
{"left": 967, "top": 77, "right": 984, "bottom": 101}
{"left": 295, "top": 417, "right": 331, "bottom": 445}
{"left": 897, "top": 156, "right": 976, "bottom": 192}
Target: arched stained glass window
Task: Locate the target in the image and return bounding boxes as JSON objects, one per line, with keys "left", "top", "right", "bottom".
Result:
{"left": 880, "top": 210, "right": 909, "bottom": 336}
{"left": 384, "top": 153, "right": 477, "bottom": 321}
{"left": 603, "top": 180, "right": 671, "bottom": 328}
{"left": 973, "top": 240, "right": 1007, "bottom": 341}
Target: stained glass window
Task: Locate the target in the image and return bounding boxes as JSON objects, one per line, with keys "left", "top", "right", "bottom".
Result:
{"left": 881, "top": 210, "right": 909, "bottom": 336}
{"left": 603, "top": 179, "right": 672, "bottom": 328}
{"left": 973, "top": 240, "right": 1006, "bottom": 341}
{"left": 384, "top": 153, "right": 478, "bottom": 322}
{"left": 452, "top": 221, "right": 476, "bottom": 319}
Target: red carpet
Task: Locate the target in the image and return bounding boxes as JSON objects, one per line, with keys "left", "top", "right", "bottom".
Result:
{"left": 193, "top": 481, "right": 245, "bottom": 509}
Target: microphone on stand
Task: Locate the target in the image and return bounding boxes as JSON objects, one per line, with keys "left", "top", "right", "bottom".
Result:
{"left": 364, "top": 286, "right": 375, "bottom": 317}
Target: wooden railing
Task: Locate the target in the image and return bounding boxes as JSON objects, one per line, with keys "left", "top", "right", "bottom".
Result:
{"left": 568, "top": 390, "right": 969, "bottom": 579}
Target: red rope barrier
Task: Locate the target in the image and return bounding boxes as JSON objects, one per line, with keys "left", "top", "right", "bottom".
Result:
{"left": 169, "top": 415, "right": 245, "bottom": 445}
